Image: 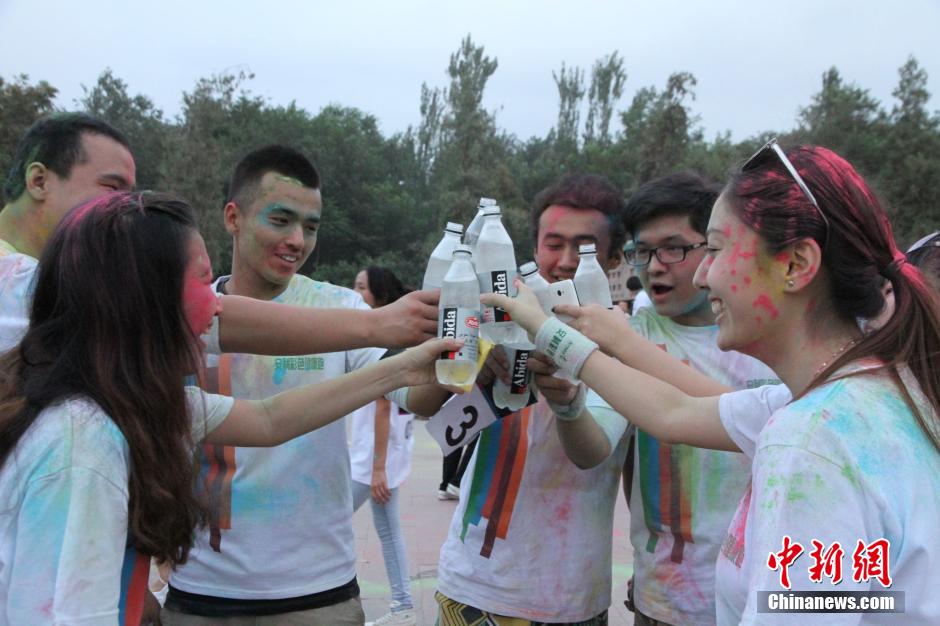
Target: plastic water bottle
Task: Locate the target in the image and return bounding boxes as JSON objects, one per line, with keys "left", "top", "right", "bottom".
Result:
{"left": 464, "top": 197, "right": 496, "bottom": 253}
{"left": 476, "top": 204, "right": 518, "bottom": 344}
{"left": 423, "top": 222, "right": 464, "bottom": 290}
{"left": 520, "top": 261, "right": 552, "bottom": 315}
{"left": 493, "top": 340, "right": 535, "bottom": 411}
{"left": 436, "top": 245, "right": 481, "bottom": 386}
{"left": 574, "top": 243, "right": 613, "bottom": 308}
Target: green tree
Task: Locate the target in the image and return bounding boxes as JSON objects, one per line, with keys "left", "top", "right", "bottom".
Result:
{"left": 79, "top": 69, "right": 169, "bottom": 190}
{"left": 0, "top": 74, "right": 57, "bottom": 199}
{"left": 584, "top": 52, "right": 626, "bottom": 146}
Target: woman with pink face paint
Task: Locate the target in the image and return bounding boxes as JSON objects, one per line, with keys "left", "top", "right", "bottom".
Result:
{"left": 487, "top": 144, "right": 940, "bottom": 624}
{"left": 0, "top": 192, "right": 458, "bottom": 625}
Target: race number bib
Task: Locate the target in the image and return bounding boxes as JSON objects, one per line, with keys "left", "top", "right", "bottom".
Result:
{"left": 426, "top": 385, "right": 499, "bottom": 455}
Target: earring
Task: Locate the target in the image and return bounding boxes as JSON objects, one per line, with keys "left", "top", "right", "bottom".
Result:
{"left": 786, "top": 279, "right": 795, "bottom": 288}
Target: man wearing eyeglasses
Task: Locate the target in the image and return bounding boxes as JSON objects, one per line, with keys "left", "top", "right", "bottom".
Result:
{"left": 568, "top": 170, "right": 779, "bottom": 625}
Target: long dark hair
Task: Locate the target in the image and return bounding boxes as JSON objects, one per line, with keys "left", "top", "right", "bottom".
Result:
{"left": 725, "top": 145, "right": 940, "bottom": 454}
{"left": 0, "top": 191, "right": 207, "bottom": 565}
{"left": 364, "top": 266, "right": 408, "bottom": 307}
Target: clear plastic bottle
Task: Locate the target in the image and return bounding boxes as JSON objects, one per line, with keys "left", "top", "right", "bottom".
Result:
{"left": 493, "top": 340, "right": 535, "bottom": 411}
{"left": 436, "top": 245, "right": 481, "bottom": 386}
{"left": 423, "top": 222, "right": 464, "bottom": 290}
{"left": 464, "top": 197, "right": 497, "bottom": 254}
{"left": 476, "top": 204, "right": 518, "bottom": 344}
{"left": 520, "top": 261, "right": 552, "bottom": 314}
{"left": 574, "top": 243, "right": 613, "bottom": 308}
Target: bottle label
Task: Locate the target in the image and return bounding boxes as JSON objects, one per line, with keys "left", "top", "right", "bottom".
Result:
{"left": 478, "top": 269, "right": 515, "bottom": 323}
{"left": 438, "top": 306, "right": 479, "bottom": 362}
{"left": 508, "top": 348, "right": 532, "bottom": 394}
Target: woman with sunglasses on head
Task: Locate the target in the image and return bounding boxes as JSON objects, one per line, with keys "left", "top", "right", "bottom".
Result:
{"left": 0, "top": 192, "right": 458, "bottom": 625}
{"left": 487, "top": 142, "right": 940, "bottom": 623}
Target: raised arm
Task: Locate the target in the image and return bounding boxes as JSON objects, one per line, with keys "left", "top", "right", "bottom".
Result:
{"left": 217, "top": 289, "right": 439, "bottom": 354}
{"left": 482, "top": 283, "right": 738, "bottom": 451}
{"left": 205, "top": 337, "right": 460, "bottom": 446}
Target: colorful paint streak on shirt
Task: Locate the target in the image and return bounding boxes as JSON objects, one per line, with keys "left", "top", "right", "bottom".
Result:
{"left": 460, "top": 404, "right": 531, "bottom": 557}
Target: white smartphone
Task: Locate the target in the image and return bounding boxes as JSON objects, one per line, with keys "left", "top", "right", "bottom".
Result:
{"left": 543, "top": 279, "right": 580, "bottom": 322}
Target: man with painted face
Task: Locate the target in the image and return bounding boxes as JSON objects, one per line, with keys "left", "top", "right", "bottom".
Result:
{"left": 0, "top": 114, "right": 438, "bottom": 354}
{"left": 563, "top": 171, "right": 778, "bottom": 626}
{"left": 424, "top": 173, "right": 631, "bottom": 625}
{"left": 163, "top": 145, "right": 415, "bottom": 625}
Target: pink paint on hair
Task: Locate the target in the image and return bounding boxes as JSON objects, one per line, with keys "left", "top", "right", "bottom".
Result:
{"left": 752, "top": 294, "right": 779, "bottom": 319}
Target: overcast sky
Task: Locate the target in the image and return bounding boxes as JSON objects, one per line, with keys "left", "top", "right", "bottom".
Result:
{"left": 2, "top": 0, "right": 938, "bottom": 143}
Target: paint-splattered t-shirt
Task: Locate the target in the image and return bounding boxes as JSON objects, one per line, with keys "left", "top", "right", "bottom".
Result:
{"left": 169, "top": 274, "right": 384, "bottom": 601}
{"left": 436, "top": 393, "right": 630, "bottom": 622}
{"left": 0, "top": 248, "right": 36, "bottom": 352}
{"left": 0, "top": 389, "right": 232, "bottom": 625}
{"left": 715, "top": 366, "right": 940, "bottom": 624}
{"left": 618, "top": 308, "right": 779, "bottom": 625}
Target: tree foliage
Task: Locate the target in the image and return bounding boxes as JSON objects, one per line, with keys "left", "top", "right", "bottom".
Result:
{"left": 2, "top": 47, "right": 938, "bottom": 288}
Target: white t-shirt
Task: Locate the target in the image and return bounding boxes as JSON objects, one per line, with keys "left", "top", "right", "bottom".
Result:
{"left": 170, "top": 275, "right": 385, "bottom": 600}
{"left": 612, "top": 308, "right": 779, "bottom": 625}
{"left": 0, "top": 389, "right": 232, "bottom": 625}
{"left": 715, "top": 366, "right": 940, "bottom": 625}
{"left": 0, "top": 249, "right": 36, "bottom": 352}
{"left": 437, "top": 393, "right": 630, "bottom": 622}
{"left": 349, "top": 401, "right": 414, "bottom": 489}
{"left": 719, "top": 384, "right": 792, "bottom": 459}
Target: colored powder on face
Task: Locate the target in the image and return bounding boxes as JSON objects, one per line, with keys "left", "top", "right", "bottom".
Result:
{"left": 743, "top": 276, "right": 752, "bottom": 285}
{"left": 752, "top": 294, "right": 779, "bottom": 319}
{"left": 775, "top": 251, "right": 790, "bottom": 263}
{"left": 274, "top": 175, "right": 305, "bottom": 187}
{"left": 731, "top": 284, "right": 738, "bottom": 293}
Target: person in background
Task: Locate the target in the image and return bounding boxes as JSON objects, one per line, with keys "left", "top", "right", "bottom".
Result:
{"left": 351, "top": 266, "right": 418, "bottom": 626}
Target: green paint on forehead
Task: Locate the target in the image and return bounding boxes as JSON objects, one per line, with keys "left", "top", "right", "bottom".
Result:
{"left": 275, "top": 175, "right": 305, "bottom": 187}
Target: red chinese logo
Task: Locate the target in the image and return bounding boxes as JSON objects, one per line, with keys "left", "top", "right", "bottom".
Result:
{"left": 767, "top": 535, "right": 804, "bottom": 589}
{"left": 852, "top": 538, "right": 892, "bottom": 588}
{"left": 808, "top": 540, "right": 844, "bottom": 584}
{"left": 768, "top": 537, "right": 892, "bottom": 589}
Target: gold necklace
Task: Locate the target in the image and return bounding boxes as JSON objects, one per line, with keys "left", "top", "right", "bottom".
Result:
{"left": 813, "top": 337, "right": 859, "bottom": 378}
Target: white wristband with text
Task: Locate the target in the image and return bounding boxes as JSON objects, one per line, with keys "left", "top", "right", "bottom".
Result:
{"left": 535, "top": 316, "right": 598, "bottom": 379}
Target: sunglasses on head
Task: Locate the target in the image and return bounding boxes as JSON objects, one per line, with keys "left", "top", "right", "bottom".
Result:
{"left": 907, "top": 231, "right": 940, "bottom": 254}
{"left": 743, "top": 137, "right": 830, "bottom": 250}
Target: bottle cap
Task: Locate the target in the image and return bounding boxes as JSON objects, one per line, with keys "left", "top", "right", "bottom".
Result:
{"left": 482, "top": 204, "right": 501, "bottom": 216}
{"left": 445, "top": 222, "right": 464, "bottom": 235}
{"left": 520, "top": 261, "right": 539, "bottom": 277}
{"left": 478, "top": 197, "right": 497, "bottom": 209}
{"left": 579, "top": 243, "right": 597, "bottom": 255}
{"left": 453, "top": 244, "right": 472, "bottom": 257}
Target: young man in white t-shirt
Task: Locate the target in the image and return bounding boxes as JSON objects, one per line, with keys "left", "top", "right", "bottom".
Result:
{"left": 418, "top": 174, "right": 631, "bottom": 625}
{"left": 163, "top": 145, "right": 407, "bottom": 625}
{"left": 570, "top": 172, "right": 778, "bottom": 626}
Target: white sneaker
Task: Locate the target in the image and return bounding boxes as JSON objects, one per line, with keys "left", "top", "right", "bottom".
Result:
{"left": 446, "top": 483, "right": 460, "bottom": 498}
{"left": 437, "top": 488, "right": 458, "bottom": 501}
{"left": 366, "top": 608, "right": 417, "bottom": 626}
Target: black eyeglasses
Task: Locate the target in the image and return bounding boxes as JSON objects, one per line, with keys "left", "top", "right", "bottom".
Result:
{"left": 907, "top": 231, "right": 940, "bottom": 254}
{"left": 625, "top": 242, "right": 707, "bottom": 267}
{"left": 743, "top": 137, "right": 830, "bottom": 249}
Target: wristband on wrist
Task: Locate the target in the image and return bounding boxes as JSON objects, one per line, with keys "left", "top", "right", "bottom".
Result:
{"left": 548, "top": 383, "right": 587, "bottom": 421}
{"left": 535, "top": 317, "right": 599, "bottom": 379}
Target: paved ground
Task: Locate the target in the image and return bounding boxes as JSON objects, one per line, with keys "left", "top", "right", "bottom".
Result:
{"left": 353, "top": 421, "right": 634, "bottom": 625}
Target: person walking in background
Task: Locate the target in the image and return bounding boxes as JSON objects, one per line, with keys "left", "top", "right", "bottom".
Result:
{"left": 351, "top": 266, "right": 419, "bottom": 626}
